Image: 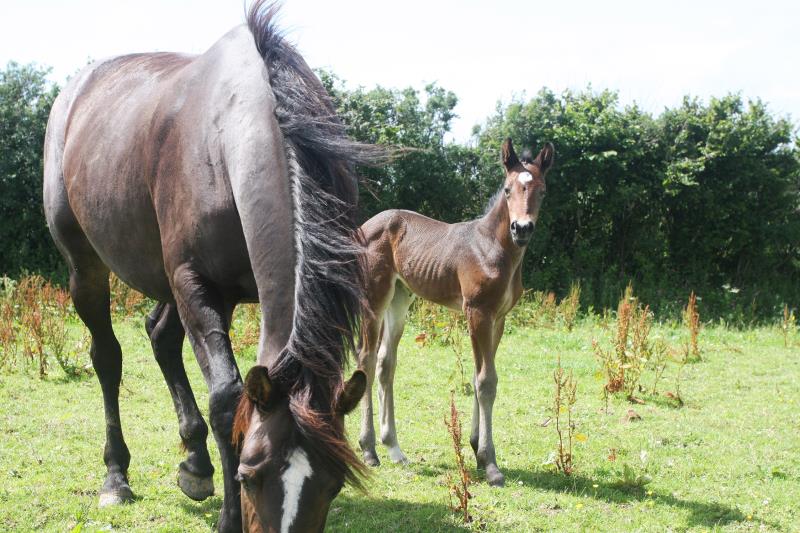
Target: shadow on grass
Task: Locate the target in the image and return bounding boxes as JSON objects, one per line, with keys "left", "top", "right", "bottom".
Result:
{"left": 412, "top": 461, "right": 763, "bottom": 529}
{"left": 179, "top": 496, "right": 223, "bottom": 530}
{"left": 179, "top": 492, "right": 465, "bottom": 532}
{"left": 175, "top": 464, "right": 758, "bottom": 531}
{"left": 503, "top": 468, "right": 754, "bottom": 529}
{"left": 327, "top": 494, "right": 468, "bottom": 532}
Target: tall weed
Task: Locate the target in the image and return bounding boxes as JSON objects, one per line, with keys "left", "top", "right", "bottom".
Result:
{"left": 593, "top": 284, "right": 657, "bottom": 402}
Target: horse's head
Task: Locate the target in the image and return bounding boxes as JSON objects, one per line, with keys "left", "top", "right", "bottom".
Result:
{"left": 234, "top": 365, "right": 366, "bottom": 532}
{"left": 500, "top": 138, "right": 554, "bottom": 247}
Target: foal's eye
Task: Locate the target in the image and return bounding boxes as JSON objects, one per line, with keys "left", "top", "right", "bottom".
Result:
{"left": 503, "top": 187, "right": 511, "bottom": 197}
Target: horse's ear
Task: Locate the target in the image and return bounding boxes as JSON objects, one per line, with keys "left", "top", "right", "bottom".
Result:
{"left": 336, "top": 370, "right": 367, "bottom": 415}
{"left": 244, "top": 365, "right": 272, "bottom": 406}
{"left": 534, "top": 142, "right": 555, "bottom": 173}
{"left": 501, "top": 138, "right": 520, "bottom": 171}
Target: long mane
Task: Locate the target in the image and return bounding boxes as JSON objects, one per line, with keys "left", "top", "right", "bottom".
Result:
{"left": 238, "top": 1, "right": 386, "bottom": 487}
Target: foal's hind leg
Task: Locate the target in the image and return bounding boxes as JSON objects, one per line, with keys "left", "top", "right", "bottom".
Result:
{"left": 146, "top": 302, "right": 214, "bottom": 501}
{"left": 358, "top": 271, "right": 398, "bottom": 467}
{"left": 377, "top": 285, "right": 414, "bottom": 464}
{"left": 69, "top": 264, "right": 133, "bottom": 506}
{"left": 357, "top": 310, "right": 383, "bottom": 467}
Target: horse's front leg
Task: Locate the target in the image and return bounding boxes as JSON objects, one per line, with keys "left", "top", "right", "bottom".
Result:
{"left": 145, "top": 302, "right": 215, "bottom": 502}
{"left": 465, "top": 306, "right": 505, "bottom": 487}
{"left": 171, "top": 265, "right": 242, "bottom": 533}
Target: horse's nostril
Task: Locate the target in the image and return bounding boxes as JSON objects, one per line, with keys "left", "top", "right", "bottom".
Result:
{"left": 511, "top": 221, "right": 518, "bottom": 232}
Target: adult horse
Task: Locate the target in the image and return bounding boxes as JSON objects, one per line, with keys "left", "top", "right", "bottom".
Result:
{"left": 357, "top": 139, "right": 554, "bottom": 487}
{"left": 43, "top": 2, "right": 378, "bottom": 531}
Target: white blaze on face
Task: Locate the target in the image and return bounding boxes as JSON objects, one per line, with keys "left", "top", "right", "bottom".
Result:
{"left": 518, "top": 171, "right": 533, "bottom": 185}
{"left": 281, "top": 447, "right": 313, "bottom": 533}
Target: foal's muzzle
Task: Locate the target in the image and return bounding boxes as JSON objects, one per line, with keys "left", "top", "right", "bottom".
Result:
{"left": 510, "top": 220, "right": 534, "bottom": 246}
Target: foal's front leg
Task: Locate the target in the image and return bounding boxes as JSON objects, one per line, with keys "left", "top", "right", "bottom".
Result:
{"left": 466, "top": 306, "right": 505, "bottom": 487}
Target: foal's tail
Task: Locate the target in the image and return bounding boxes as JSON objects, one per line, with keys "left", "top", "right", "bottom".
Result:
{"left": 247, "top": 0, "right": 387, "bottom": 486}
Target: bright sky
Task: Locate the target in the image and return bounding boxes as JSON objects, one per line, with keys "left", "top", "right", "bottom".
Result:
{"left": 2, "top": 0, "right": 798, "bottom": 141}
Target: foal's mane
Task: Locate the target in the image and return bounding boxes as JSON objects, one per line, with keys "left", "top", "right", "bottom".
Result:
{"left": 234, "top": 0, "right": 387, "bottom": 487}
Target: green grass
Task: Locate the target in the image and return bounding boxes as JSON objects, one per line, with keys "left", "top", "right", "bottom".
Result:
{"left": 1, "top": 316, "right": 799, "bottom": 532}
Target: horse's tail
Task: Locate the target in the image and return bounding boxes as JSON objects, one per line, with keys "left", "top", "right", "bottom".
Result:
{"left": 246, "top": 1, "right": 385, "bottom": 487}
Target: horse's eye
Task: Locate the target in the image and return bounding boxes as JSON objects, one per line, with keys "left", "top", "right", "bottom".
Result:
{"left": 237, "top": 472, "right": 254, "bottom": 491}
{"left": 504, "top": 187, "right": 511, "bottom": 196}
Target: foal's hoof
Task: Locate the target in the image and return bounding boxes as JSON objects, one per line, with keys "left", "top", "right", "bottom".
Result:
{"left": 363, "top": 450, "right": 381, "bottom": 467}
{"left": 178, "top": 466, "right": 215, "bottom": 501}
{"left": 485, "top": 465, "right": 505, "bottom": 487}
{"left": 98, "top": 485, "right": 133, "bottom": 507}
{"left": 387, "top": 447, "right": 409, "bottom": 465}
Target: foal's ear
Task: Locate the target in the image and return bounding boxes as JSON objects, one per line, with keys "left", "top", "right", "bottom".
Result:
{"left": 501, "top": 138, "right": 520, "bottom": 171}
{"left": 534, "top": 143, "right": 555, "bottom": 174}
{"left": 336, "top": 370, "right": 367, "bottom": 415}
{"left": 244, "top": 365, "right": 272, "bottom": 406}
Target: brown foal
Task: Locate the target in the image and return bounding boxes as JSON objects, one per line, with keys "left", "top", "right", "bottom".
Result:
{"left": 357, "top": 138, "right": 554, "bottom": 486}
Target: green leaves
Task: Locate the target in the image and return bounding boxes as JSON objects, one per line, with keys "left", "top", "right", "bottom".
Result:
{"left": 0, "top": 62, "right": 61, "bottom": 278}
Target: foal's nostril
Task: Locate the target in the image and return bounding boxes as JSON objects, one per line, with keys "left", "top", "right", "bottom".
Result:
{"left": 514, "top": 221, "right": 534, "bottom": 239}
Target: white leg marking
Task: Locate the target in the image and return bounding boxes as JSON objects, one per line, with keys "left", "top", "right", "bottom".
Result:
{"left": 281, "top": 447, "right": 313, "bottom": 533}
{"left": 517, "top": 171, "right": 533, "bottom": 184}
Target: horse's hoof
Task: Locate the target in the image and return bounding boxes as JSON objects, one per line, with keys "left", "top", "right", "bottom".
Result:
{"left": 178, "top": 467, "right": 215, "bottom": 501}
{"left": 387, "top": 447, "right": 409, "bottom": 465}
{"left": 363, "top": 450, "right": 381, "bottom": 467}
{"left": 98, "top": 486, "right": 133, "bottom": 507}
{"left": 485, "top": 465, "right": 505, "bottom": 487}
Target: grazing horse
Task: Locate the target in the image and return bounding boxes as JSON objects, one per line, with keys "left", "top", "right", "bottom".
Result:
{"left": 43, "top": 2, "right": 379, "bottom": 531}
{"left": 357, "top": 139, "right": 554, "bottom": 486}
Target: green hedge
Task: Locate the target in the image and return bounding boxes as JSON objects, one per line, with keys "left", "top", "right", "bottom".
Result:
{"left": 3, "top": 62, "right": 798, "bottom": 321}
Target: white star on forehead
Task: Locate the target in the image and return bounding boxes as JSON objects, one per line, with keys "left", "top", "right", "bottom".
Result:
{"left": 518, "top": 171, "right": 533, "bottom": 184}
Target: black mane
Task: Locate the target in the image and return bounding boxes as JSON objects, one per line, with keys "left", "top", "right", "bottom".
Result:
{"left": 246, "top": 0, "right": 387, "bottom": 487}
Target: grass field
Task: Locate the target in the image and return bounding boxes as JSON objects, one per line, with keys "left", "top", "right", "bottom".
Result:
{"left": 1, "top": 307, "right": 799, "bottom": 532}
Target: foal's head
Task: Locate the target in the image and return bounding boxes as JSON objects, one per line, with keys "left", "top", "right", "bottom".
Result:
{"left": 234, "top": 365, "right": 366, "bottom": 532}
{"left": 500, "top": 138, "right": 555, "bottom": 247}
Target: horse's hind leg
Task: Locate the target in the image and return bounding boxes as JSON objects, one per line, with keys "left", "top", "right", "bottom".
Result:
{"left": 377, "top": 284, "right": 414, "bottom": 464}
{"left": 44, "top": 101, "right": 133, "bottom": 507}
{"left": 146, "top": 302, "right": 214, "bottom": 501}
{"left": 68, "top": 263, "right": 133, "bottom": 506}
